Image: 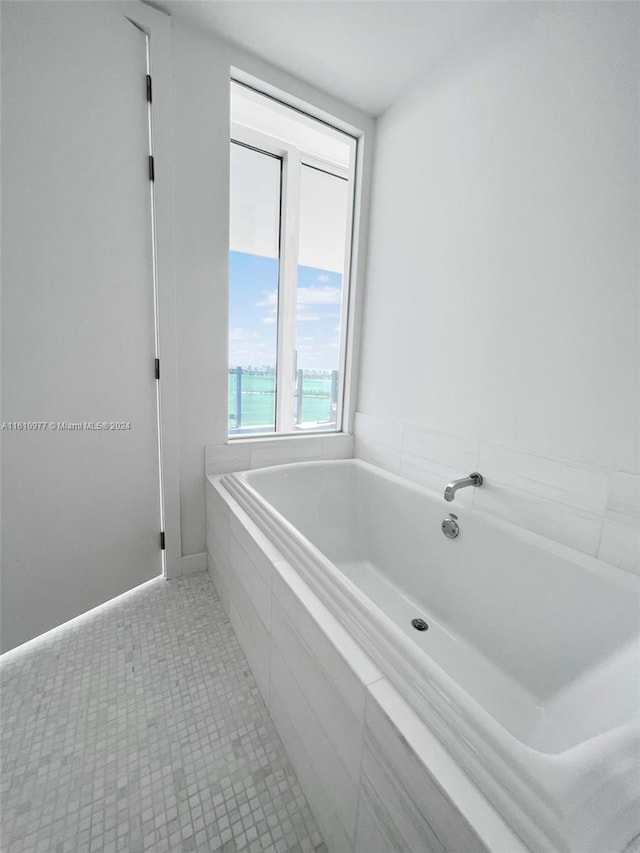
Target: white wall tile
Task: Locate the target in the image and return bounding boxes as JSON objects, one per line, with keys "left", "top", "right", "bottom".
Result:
{"left": 599, "top": 517, "right": 640, "bottom": 576}
{"left": 469, "top": 442, "right": 609, "bottom": 556}
{"left": 269, "top": 678, "right": 355, "bottom": 853}
{"left": 269, "top": 645, "right": 360, "bottom": 846}
{"left": 229, "top": 577, "right": 271, "bottom": 703}
{"left": 363, "top": 681, "right": 524, "bottom": 853}
{"left": 250, "top": 437, "right": 323, "bottom": 469}
{"left": 398, "top": 452, "right": 476, "bottom": 507}
{"left": 206, "top": 475, "right": 232, "bottom": 508}
{"left": 206, "top": 524, "right": 221, "bottom": 568}
{"left": 361, "top": 689, "right": 486, "bottom": 853}
{"left": 206, "top": 434, "right": 353, "bottom": 479}
{"left": 353, "top": 417, "right": 481, "bottom": 503}
{"left": 355, "top": 756, "right": 446, "bottom": 853}
{"left": 208, "top": 482, "right": 273, "bottom": 694}
{"left": 206, "top": 487, "right": 232, "bottom": 562}
{"left": 229, "top": 509, "right": 281, "bottom": 586}
{"left": 478, "top": 444, "right": 610, "bottom": 517}
{"left": 271, "top": 596, "right": 364, "bottom": 787}
{"left": 206, "top": 526, "right": 229, "bottom": 579}
{"left": 354, "top": 419, "right": 607, "bottom": 553}
{"left": 474, "top": 482, "right": 602, "bottom": 556}
{"left": 207, "top": 552, "right": 230, "bottom": 615}
{"left": 354, "top": 438, "right": 401, "bottom": 474}
{"left": 206, "top": 478, "right": 236, "bottom": 616}
{"left": 321, "top": 433, "right": 354, "bottom": 459}
{"left": 271, "top": 563, "right": 382, "bottom": 719}
{"left": 607, "top": 472, "right": 640, "bottom": 521}
{"left": 402, "top": 424, "right": 479, "bottom": 472}
{"left": 229, "top": 533, "right": 272, "bottom": 632}
{"left": 351, "top": 416, "right": 632, "bottom": 566}
{"left": 353, "top": 412, "right": 403, "bottom": 450}
{"left": 205, "top": 442, "right": 251, "bottom": 475}
{"left": 598, "top": 472, "right": 640, "bottom": 575}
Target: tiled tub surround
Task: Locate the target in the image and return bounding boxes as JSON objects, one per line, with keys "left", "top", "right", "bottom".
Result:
{"left": 205, "top": 434, "right": 354, "bottom": 477}
{"left": 353, "top": 411, "right": 640, "bottom": 577}
{"left": 178, "top": 436, "right": 352, "bottom": 579}
{"left": 207, "top": 461, "right": 640, "bottom": 853}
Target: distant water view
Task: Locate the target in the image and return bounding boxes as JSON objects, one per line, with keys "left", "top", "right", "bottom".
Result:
{"left": 229, "top": 250, "right": 343, "bottom": 435}
{"left": 229, "top": 367, "right": 338, "bottom": 434}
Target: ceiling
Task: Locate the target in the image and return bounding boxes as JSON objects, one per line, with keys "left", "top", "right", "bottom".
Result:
{"left": 158, "top": 1, "right": 527, "bottom": 116}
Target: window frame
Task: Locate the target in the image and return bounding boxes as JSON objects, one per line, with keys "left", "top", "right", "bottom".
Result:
{"left": 229, "top": 105, "right": 357, "bottom": 438}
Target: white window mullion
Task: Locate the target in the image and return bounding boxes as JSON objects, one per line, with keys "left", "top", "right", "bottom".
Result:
{"left": 275, "top": 149, "right": 301, "bottom": 434}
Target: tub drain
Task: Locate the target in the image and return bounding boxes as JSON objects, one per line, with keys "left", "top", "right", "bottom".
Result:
{"left": 411, "top": 618, "right": 429, "bottom": 632}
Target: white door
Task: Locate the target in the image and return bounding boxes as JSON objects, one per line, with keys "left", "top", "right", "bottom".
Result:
{"left": 1, "top": 2, "right": 163, "bottom": 651}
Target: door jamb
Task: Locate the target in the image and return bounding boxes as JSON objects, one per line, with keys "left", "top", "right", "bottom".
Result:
{"left": 125, "top": 2, "right": 182, "bottom": 579}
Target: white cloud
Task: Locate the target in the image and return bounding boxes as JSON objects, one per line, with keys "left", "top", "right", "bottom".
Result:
{"left": 256, "top": 286, "right": 340, "bottom": 308}
{"left": 297, "top": 286, "right": 341, "bottom": 306}
{"left": 229, "top": 327, "right": 259, "bottom": 341}
{"left": 317, "top": 273, "right": 330, "bottom": 283}
{"left": 255, "top": 291, "right": 278, "bottom": 325}
{"left": 256, "top": 287, "right": 340, "bottom": 326}
{"left": 256, "top": 290, "right": 277, "bottom": 308}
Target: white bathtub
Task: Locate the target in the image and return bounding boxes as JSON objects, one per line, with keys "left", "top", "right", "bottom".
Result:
{"left": 217, "top": 458, "right": 639, "bottom": 852}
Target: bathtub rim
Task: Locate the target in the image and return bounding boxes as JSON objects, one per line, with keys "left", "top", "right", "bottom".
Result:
{"left": 213, "top": 459, "right": 639, "bottom": 853}
{"left": 208, "top": 475, "right": 534, "bottom": 853}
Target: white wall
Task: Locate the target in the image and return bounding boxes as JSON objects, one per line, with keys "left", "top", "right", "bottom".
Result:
{"left": 171, "top": 18, "right": 374, "bottom": 560}
{"left": 171, "top": 22, "right": 229, "bottom": 563}
{"left": 356, "top": 3, "right": 639, "bottom": 571}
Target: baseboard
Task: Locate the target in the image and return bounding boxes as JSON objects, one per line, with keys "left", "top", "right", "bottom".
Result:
{"left": 181, "top": 552, "right": 208, "bottom": 575}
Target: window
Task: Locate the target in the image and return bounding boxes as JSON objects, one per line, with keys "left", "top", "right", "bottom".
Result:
{"left": 229, "top": 82, "right": 357, "bottom": 437}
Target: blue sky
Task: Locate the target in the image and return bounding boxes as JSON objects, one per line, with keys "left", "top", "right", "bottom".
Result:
{"left": 229, "top": 251, "right": 343, "bottom": 371}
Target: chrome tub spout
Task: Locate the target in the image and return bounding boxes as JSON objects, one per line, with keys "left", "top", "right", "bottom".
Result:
{"left": 444, "top": 472, "right": 483, "bottom": 502}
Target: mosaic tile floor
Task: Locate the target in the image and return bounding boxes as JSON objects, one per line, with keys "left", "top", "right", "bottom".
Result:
{"left": 0, "top": 573, "right": 326, "bottom": 853}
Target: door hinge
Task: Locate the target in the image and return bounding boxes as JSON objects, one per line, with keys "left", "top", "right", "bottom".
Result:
{"left": 155, "top": 358, "right": 160, "bottom": 380}
{"left": 146, "top": 74, "right": 152, "bottom": 103}
{"left": 160, "top": 531, "right": 166, "bottom": 551}
{"left": 148, "top": 155, "right": 155, "bottom": 182}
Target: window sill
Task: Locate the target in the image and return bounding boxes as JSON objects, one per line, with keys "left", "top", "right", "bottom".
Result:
{"left": 205, "top": 432, "right": 354, "bottom": 476}
{"left": 228, "top": 430, "right": 348, "bottom": 443}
